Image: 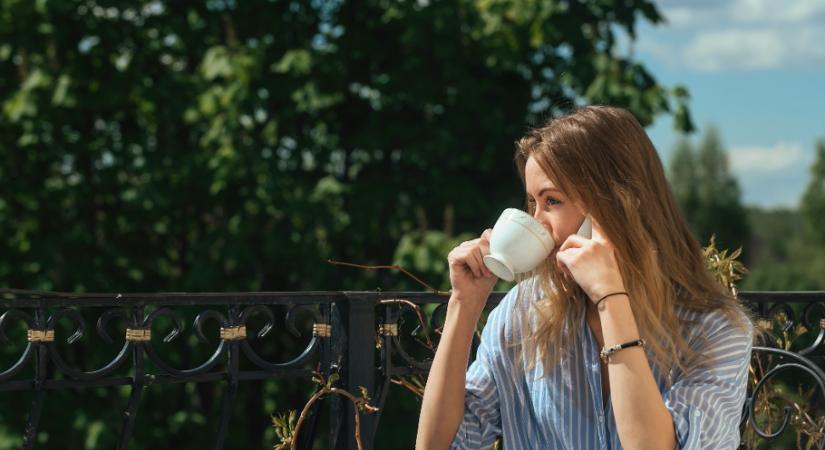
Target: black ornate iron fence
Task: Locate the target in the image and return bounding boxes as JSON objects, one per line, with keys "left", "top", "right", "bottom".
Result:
{"left": 1, "top": 290, "right": 824, "bottom": 450}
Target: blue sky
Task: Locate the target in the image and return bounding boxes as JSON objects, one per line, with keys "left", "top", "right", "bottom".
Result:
{"left": 631, "top": 0, "right": 825, "bottom": 208}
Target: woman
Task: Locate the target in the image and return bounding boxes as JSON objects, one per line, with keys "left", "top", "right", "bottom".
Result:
{"left": 415, "top": 106, "right": 757, "bottom": 449}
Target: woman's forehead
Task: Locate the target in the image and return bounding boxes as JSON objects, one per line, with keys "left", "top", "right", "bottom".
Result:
{"left": 525, "top": 155, "right": 560, "bottom": 193}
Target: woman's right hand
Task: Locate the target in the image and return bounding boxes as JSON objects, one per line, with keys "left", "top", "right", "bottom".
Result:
{"left": 447, "top": 228, "right": 498, "bottom": 311}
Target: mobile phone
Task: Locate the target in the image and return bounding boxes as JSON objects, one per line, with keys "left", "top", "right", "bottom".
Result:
{"left": 576, "top": 215, "right": 592, "bottom": 239}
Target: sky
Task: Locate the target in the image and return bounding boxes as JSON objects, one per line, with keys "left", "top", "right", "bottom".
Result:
{"left": 631, "top": 0, "right": 825, "bottom": 209}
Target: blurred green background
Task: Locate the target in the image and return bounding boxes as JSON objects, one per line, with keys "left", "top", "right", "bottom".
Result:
{"left": 1, "top": 0, "right": 824, "bottom": 449}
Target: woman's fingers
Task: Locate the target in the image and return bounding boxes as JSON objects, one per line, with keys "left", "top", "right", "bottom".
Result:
{"left": 473, "top": 245, "right": 493, "bottom": 278}
{"left": 478, "top": 229, "right": 494, "bottom": 277}
{"left": 479, "top": 229, "right": 491, "bottom": 253}
{"left": 450, "top": 233, "right": 495, "bottom": 279}
{"left": 456, "top": 239, "right": 482, "bottom": 278}
{"left": 558, "top": 233, "right": 588, "bottom": 253}
{"left": 556, "top": 248, "right": 579, "bottom": 277}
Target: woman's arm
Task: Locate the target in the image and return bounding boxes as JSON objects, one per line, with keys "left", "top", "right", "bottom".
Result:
{"left": 417, "top": 229, "right": 498, "bottom": 450}
{"left": 415, "top": 296, "right": 485, "bottom": 450}
{"left": 556, "top": 220, "right": 676, "bottom": 449}
{"left": 599, "top": 294, "right": 677, "bottom": 450}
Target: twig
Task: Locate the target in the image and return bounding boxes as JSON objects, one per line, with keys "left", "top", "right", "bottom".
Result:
{"left": 290, "top": 387, "right": 378, "bottom": 450}
{"left": 326, "top": 259, "right": 451, "bottom": 297}
{"left": 379, "top": 298, "right": 436, "bottom": 351}
{"left": 280, "top": 373, "right": 379, "bottom": 450}
{"left": 390, "top": 376, "right": 425, "bottom": 398}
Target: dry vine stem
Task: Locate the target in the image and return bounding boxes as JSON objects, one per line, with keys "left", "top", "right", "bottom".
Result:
{"left": 291, "top": 388, "right": 378, "bottom": 450}
{"left": 326, "top": 259, "right": 451, "bottom": 297}
{"left": 379, "top": 298, "right": 436, "bottom": 351}
{"left": 275, "top": 371, "right": 379, "bottom": 450}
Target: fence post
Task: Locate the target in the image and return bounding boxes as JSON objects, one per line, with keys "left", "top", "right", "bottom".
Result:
{"left": 339, "top": 293, "right": 376, "bottom": 450}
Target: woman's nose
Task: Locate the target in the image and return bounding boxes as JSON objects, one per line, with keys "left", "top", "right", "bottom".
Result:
{"left": 532, "top": 211, "right": 550, "bottom": 231}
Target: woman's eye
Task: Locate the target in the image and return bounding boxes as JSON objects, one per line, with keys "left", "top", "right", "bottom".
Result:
{"left": 544, "top": 197, "right": 561, "bottom": 207}
{"left": 527, "top": 197, "right": 561, "bottom": 208}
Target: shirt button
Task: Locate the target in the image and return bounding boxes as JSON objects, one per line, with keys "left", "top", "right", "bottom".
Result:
{"left": 694, "top": 409, "right": 701, "bottom": 417}
{"left": 598, "top": 415, "right": 604, "bottom": 422}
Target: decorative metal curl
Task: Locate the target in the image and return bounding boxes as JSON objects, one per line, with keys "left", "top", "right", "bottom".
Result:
{"left": 0, "top": 309, "right": 36, "bottom": 382}
{"left": 765, "top": 303, "right": 796, "bottom": 335}
{"left": 45, "top": 307, "right": 132, "bottom": 380}
{"left": 96, "top": 308, "right": 130, "bottom": 344}
{"left": 238, "top": 304, "right": 321, "bottom": 371}
{"left": 797, "top": 302, "right": 825, "bottom": 356}
{"left": 145, "top": 307, "right": 185, "bottom": 343}
{"left": 142, "top": 308, "right": 226, "bottom": 377}
{"left": 378, "top": 301, "right": 445, "bottom": 371}
{"left": 193, "top": 309, "right": 229, "bottom": 344}
{"left": 239, "top": 305, "right": 274, "bottom": 340}
{"left": 745, "top": 346, "right": 825, "bottom": 446}
{"left": 46, "top": 308, "right": 86, "bottom": 344}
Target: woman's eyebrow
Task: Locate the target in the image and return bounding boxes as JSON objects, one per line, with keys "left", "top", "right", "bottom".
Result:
{"left": 527, "top": 187, "right": 563, "bottom": 197}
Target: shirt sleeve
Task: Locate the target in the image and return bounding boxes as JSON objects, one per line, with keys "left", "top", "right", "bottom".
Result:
{"left": 663, "top": 310, "right": 754, "bottom": 450}
{"left": 449, "top": 286, "right": 517, "bottom": 449}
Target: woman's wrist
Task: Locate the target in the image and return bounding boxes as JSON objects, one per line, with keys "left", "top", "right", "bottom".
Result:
{"left": 588, "top": 283, "right": 627, "bottom": 304}
{"left": 447, "top": 293, "right": 486, "bottom": 323}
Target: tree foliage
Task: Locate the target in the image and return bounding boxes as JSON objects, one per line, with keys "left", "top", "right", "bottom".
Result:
{"left": 743, "top": 139, "right": 825, "bottom": 291}
{"left": 1, "top": 0, "right": 689, "bottom": 294}
{"left": 667, "top": 126, "right": 750, "bottom": 254}
{"left": 801, "top": 139, "right": 825, "bottom": 245}
{"left": 0, "top": 0, "right": 690, "bottom": 448}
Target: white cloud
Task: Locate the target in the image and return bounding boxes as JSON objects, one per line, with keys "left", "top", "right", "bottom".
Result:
{"left": 661, "top": 6, "right": 720, "bottom": 28}
{"left": 729, "top": 142, "right": 815, "bottom": 208}
{"left": 729, "top": 142, "right": 807, "bottom": 173}
{"left": 684, "top": 30, "right": 781, "bottom": 71}
{"left": 732, "top": 0, "right": 825, "bottom": 24}
{"left": 640, "top": 0, "right": 825, "bottom": 71}
{"left": 684, "top": 26, "right": 825, "bottom": 71}
{"left": 658, "top": 0, "right": 825, "bottom": 25}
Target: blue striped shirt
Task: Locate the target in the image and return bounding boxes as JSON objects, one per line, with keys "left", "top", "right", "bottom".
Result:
{"left": 450, "top": 281, "right": 754, "bottom": 449}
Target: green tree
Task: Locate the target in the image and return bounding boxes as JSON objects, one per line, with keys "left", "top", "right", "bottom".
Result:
{"left": 668, "top": 126, "right": 750, "bottom": 253}
{"left": 744, "top": 138, "right": 825, "bottom": 291}
{"left": 0, "top": 1, "right": 692, "bottom": 449}
{"left": 741, "top": 207, "right": 825, "bottom": 291}
{"left": 801, "top": 139, "right": 825, "bottom": 244}
{"left": 0, "top": 0, "right": 691, "bottom": 295}
{"left": 668, "top": 136, "right": 699, "bottom": 223}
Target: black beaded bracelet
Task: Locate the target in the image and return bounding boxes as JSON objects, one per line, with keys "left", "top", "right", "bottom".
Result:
{"left": 594, "top": 291, "right": 628, "bottom": 309}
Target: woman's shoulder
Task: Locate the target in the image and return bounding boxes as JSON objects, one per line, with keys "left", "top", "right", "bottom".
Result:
{"left": 672, "top": 302, "right": 754, "bottom": 351}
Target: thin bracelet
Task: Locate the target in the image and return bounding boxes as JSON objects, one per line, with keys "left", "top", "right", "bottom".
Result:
{"left": 595, "top": 291, "right": 628, "bottom": 309}
{"left": 600, "top": 338, "right": 646, "bottom": 362}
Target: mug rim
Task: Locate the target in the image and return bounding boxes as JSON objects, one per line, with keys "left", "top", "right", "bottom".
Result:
{"left": 499, "top": 208, "right": 553, "bottom": 252}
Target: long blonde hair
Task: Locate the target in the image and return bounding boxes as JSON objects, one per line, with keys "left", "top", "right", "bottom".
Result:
{"left": 509, "top": 105, "right": 756, "bottom": 386}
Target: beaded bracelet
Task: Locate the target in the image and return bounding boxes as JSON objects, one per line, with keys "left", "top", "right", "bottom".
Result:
{"left": 600, "top": 338, "right": 646, "bottom": 363}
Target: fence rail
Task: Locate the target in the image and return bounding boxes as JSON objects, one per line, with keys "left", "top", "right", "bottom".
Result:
{"left": 1, "top": 289, "right": 824, "bottom": 449}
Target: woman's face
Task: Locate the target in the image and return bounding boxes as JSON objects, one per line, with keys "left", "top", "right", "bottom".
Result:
{"left": 524, "top": 155, "right": 588, "bottom": 255}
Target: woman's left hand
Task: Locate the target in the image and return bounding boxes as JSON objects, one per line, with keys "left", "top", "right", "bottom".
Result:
{"left": 555, "top": 218, "right": 627, "bottom": 303}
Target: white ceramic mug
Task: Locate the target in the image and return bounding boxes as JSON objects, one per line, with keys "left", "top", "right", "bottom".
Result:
{"left": 483, "top": 209, "right": 592, "bottom": 281}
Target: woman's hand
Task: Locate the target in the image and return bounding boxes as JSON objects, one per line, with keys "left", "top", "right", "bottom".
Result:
{"left": 555, "top": 219, "right": 626, "bottom": 303}
{"left": 447, "top": 229, "right": 498, "bottom": 311}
